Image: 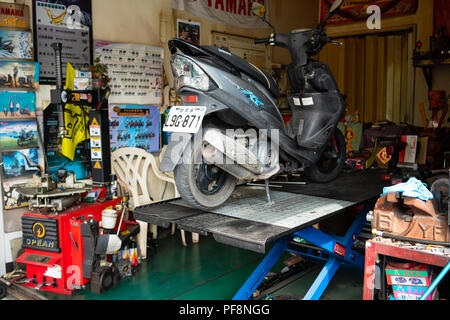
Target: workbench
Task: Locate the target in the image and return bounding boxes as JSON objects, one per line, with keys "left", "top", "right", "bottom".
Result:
{"left": 134, "top": 170, "right": 386, "bottom": 300}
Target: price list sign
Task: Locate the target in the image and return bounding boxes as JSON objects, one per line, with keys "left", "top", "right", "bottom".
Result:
{"left": 33, "top": 0, "right": 93, "bottom": 84}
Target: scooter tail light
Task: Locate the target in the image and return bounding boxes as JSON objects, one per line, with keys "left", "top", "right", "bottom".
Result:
{"left": 182, "top": 95, "right": 198, "bottom": 103}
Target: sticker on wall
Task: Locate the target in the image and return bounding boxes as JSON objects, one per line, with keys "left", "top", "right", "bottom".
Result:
{"left": 0, "top": 120, "right": 38, "bottom": 149}
{"left": 1, "top": 148, "right": 40, "bottom": 179}
{"left": 0, "top": 91, "right": 36, "bottom": 119}
{"left": 0, "top": 61, "right": 39, "bottom": 90}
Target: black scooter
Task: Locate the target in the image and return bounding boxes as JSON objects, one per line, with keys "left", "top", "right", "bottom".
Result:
{"left": 161, "top": 0, "right": 347, "bottom": 210}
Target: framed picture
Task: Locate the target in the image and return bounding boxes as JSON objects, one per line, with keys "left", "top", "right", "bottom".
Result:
{"left": 177, "top": 19, "right": 200, "bottom": 45}
{"left": 32, "top": 0, "right": 93, "bottom": 84}
{"left": 1, "top": 149, "right": 40, "bottom": 179}
{"left": 0, "top": 120, "right": 39, "bottom": 150}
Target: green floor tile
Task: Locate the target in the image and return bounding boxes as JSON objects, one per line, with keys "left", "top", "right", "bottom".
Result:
{"left": 39, "top": 232, "right": 363, "bottom": 300}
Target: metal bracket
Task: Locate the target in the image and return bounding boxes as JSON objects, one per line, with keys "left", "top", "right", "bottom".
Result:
{"left": 233, "top": 201, "right": 374, "bottom": 300}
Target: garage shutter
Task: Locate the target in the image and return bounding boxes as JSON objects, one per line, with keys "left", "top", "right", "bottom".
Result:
{"left": 318, "top": 30, "right": 414, "bottom": 124}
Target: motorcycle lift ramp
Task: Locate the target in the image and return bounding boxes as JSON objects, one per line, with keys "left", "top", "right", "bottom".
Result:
{"left": 134, "top": 171, "right": 384, "bottom": 300}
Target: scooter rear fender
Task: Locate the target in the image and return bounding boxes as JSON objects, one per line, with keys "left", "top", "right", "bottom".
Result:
{"left": 159, "top": 88, "right": 229, "bottom": 173}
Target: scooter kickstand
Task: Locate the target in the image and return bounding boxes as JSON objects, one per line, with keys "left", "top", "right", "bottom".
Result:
{"left": 265, "top": 179, "right": 274, "bottom": 205}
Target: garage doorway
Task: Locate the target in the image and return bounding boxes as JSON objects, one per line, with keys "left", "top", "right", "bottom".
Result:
{"left": 318, "top": 29, "right": 415, "bottom": 124}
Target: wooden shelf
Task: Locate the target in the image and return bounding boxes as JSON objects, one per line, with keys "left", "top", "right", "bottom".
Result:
{"left": 412, "top": 54, "right": 450, "bottom": 91}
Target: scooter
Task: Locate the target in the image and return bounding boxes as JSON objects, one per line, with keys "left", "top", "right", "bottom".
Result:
{"left": 17, "top": 129, "right": 34, "bottom": 146}
{"left": 161, "top": 0, "right": 347, "bottom": 210}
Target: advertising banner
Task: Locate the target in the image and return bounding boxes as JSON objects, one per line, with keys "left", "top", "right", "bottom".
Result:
{"left": 0, "top": 3, "right": 30, "bottom": 29}
{"left": 320, "top": 0, "right": 419, "bottom": 25}
{"left": 173, "top": 0, "right": 268, "bottom": 29}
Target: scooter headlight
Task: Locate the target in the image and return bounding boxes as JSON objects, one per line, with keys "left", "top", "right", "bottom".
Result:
{"left": 171, "top": 54, "right": 212, "bottom": 91}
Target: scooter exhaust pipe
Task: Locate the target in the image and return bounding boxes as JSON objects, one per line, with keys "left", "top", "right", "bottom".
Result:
{"left": 202, "top": 143, "right": 257, "bottom": 180}
{"left": 202, "top": 128, "right": 262, "bottom": 175}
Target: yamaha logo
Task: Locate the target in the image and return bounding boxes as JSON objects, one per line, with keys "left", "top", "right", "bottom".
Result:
{"left": 32, "top": 222, "right": 46, "bottom": 239}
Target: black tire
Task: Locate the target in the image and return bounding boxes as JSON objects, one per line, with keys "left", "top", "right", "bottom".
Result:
{"left": 305, "top": 129, "right": 346, "bottom": 183}
{"left": 0, "top": 282, "right": 7, "bottom": 300}
{"left": 174, "top": 139, "right": 238, "bottom": 210}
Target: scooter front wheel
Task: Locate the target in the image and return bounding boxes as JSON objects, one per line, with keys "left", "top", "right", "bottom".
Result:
{"left": 304, "top": 129, "right": 346, "bottom": 183}
{"left": 174, "top": 142, "right": 237, "bottom": 210}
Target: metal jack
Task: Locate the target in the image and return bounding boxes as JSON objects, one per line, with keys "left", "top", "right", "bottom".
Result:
{"left": 51, "top": 42, "right": 67, "bottom": 139}
{"left": 264, "top": 179, "right": 273, "bottom": 204}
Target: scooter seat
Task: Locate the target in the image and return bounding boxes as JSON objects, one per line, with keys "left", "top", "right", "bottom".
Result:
{"left": 202, "top": 45, "right": 280, "bottom": 98}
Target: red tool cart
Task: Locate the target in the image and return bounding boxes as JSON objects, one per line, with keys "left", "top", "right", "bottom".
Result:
{"left": 15, "top": 198, "right": 139, "bottom": 295}
{"left": 363, "top": 238, "right": 450, "bottom": 300}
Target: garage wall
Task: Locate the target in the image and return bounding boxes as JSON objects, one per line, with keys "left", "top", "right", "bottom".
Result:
{"left": 322, "top": 1, "right": 438, "bottom": 127}
{"left": 91, "top": 0, "right": 276, "bottom": 85}
{"left": 268, "top": 0, "right": 320, "bottom": 64}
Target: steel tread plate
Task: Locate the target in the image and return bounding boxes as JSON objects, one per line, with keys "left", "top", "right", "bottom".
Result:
{"left": 173, "top": 187, "right": 355, "bottom": 229}
{"left": 133, "top": 203, "right": 205, "bottom": 228}
{"left": 175, "top": 213, "right": 290, "bottom": 253}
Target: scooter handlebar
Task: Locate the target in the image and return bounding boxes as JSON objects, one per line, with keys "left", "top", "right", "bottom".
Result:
{"left": 254, "top": 37, "right": 270, "bottom": 45}
{"left": 319, "top": 35, "right": 343, "bottom": 46}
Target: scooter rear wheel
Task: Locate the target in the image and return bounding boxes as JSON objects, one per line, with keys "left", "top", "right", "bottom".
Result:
{"left": 304, "top": 129, "right": 346, "bottom": 183}
{"left": 174, "top": 141, "right": 237, "bottom": 210}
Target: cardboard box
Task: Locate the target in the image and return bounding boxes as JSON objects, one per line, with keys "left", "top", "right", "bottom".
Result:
{"left": 392, "top": 285, "right": 438, "bottom": 300}
{"left": 386, "top": 264, "right": 432, "bottom": 287}
{"left": 399, "top": 135, "right": 418, "bottom": 164}
{"left": 74, "top": 77, "right": 92, "bottom": 91}
{"left": 416, "top": 136, "right": 429, "bottom": 165}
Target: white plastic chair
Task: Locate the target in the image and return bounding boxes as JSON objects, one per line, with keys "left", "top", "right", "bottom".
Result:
{"left": 111, "top": 147, "right": 198, "bottom": 260}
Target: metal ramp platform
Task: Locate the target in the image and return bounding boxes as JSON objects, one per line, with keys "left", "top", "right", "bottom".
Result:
{"left": 135, "top": 188, "right": 356, "bottom": 253}
{"left": 134, "top": 171, "right": 386, "bottom": 300}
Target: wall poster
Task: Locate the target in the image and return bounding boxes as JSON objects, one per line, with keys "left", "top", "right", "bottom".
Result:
{"left": 109, "top": 104, "right": 160, "bottom": 153}
{"left": 32, "top": 0, "right": 93, "bottom": 84}
{"left": 177, "top": 19, "right": 201, "bottom": 46}
{"left": 1, "top": 148, "right": 40, "bottom": 179}
{"left": 0, "top": 91, "right": 36, "bottom": 119}
{"left": 0, "top": 30, "right": 33, "bottom": 60}
{"left": 0, "top": 120, "right": 39, "bottom": 150}
{"left": 0, "top": 61, "right": 39, "bottom": 90}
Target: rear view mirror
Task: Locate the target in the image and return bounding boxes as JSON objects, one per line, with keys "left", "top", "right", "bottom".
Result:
{"left": 319, "top": 0, "right": 345, "bottom": 30}
{"left": 329, "top": 0, "right": 344, "bottom": 14}
{"left": 251, "top": 2, "right": 266, "bottom": 19}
